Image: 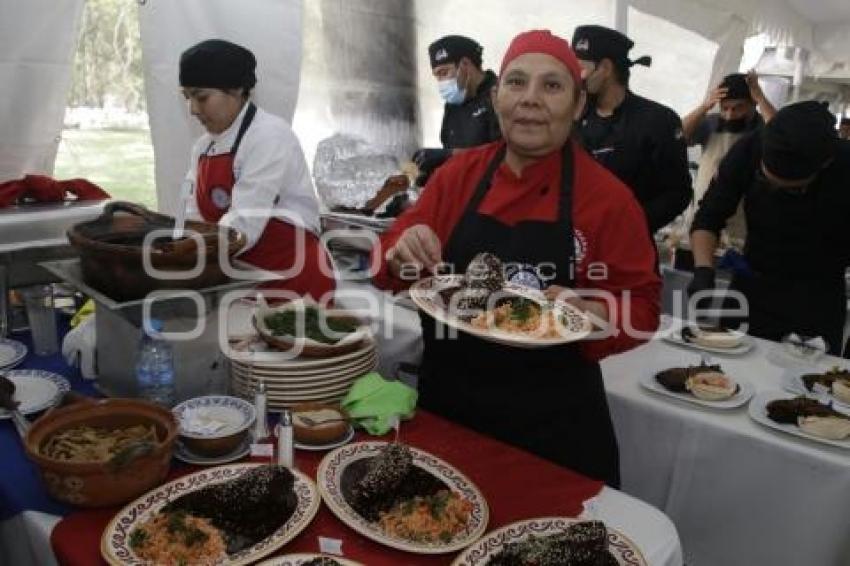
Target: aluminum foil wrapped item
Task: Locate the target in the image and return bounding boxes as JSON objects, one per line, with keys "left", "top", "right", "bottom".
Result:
{"left": 314, "top": 133, "right": 403, "bottom": 210}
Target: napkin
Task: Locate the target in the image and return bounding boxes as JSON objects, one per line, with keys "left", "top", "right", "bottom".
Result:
{"left": 341, "top": 372, "right": 418, "bottom": 435}
{"left": 61, "top": 315, "right": 97, "bottom": 379}
{"left": 783, "top": 333, "right": 828, "bottom": 358}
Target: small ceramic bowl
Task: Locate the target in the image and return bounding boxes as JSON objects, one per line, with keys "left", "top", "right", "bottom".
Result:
{"left": 172, "top": 395, "right": 256, "bottom": 457}
{"left": 291, "top": 402, "right": 350, "bottom": 445}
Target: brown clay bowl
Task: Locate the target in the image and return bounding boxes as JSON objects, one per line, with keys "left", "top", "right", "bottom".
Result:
{"left": 291, "top": 402, "right": 350, "bottom": 445}
{"left": 24, "top": 398, "right": 177, "bottom": 507}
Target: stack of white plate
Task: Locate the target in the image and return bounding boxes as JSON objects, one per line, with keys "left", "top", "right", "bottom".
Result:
{"left": 227, "top": 339, "right": 377, "bottom": 409}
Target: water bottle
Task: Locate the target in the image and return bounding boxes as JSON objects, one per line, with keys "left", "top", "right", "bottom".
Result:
{"left": 135, "top": 318, "right": 176, "bottom": 407}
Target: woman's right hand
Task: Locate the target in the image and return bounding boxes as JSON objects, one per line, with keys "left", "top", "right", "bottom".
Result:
{"left": 385, "top": 224, "right": 442, "bottom": 278}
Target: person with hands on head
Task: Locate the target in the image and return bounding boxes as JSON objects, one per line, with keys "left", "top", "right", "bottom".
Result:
{"left": 374, "top": 30, "right": 661, "bottom": 487}
{"left": 411, "top": 35, "right": 501, "bottom": 186}
{"left": 674, "top": 72, "right": 777, "bottom": 264}
{"left": 689, "top": 101, "right": 850, "bottom": 355}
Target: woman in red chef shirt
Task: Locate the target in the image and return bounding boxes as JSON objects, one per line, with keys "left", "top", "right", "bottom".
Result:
{"left": 373, "top": 30, "right": 660, "bottom": 486}
{"left": 180, "top": 39, "right": 335, "bottom": 302}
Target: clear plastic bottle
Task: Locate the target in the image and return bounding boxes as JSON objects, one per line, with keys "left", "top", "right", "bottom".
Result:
{"left": 135, "top": 318, "right": 175, "bottom": 407}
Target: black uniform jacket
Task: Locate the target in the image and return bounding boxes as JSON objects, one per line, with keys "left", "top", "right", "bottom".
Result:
{"left": 579, "top": 90, "right": 692, "bottom": 233}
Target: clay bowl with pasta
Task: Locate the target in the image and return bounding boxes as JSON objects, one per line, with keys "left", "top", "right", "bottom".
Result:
{"left": 24, "top": 398, "right": 177, "bottom": 507}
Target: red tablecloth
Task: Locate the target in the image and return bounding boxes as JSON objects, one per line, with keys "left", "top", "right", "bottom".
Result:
{"left": 51, "top": 411, "right": 603, "bottom": 565}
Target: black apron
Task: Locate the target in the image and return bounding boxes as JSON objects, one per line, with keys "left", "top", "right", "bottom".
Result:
{"left": 418, "top": 144, "right": 620, "bottom": 487}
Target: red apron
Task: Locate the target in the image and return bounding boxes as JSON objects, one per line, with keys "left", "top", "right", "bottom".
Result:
{"left": 195, "top": 103, "right": 335, "bottom": 302}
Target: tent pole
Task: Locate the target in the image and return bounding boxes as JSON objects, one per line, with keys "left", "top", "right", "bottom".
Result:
{"left": 790, "top": 47, "right": 808, "bottom": 103}
{"left": 613, "top": 0, "right": 629, "bottom": 33}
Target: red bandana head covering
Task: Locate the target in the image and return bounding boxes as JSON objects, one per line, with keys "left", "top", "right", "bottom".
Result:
{"left": 500, "top": 30, "right": 582, "bottom": 86}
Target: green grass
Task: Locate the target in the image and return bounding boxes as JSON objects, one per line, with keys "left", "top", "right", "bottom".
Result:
{"left": 54, "top": 128, "right": 157, "bottom": 209}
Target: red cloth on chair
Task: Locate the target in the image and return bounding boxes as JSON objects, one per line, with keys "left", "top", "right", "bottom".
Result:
{"left": 50, "top": 411, "right": 603, "bottom": 566}
{"left": 0, "top": 174, "right": 110, "bottom": 207}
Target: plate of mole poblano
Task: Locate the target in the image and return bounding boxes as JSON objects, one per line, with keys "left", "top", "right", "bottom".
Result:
{"left": 253, "top": 298, "right": 371, "bottom": 358}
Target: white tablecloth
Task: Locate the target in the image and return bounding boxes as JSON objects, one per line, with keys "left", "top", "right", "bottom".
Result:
{"left": 602, "top": 316, "right": 850, "bottom": 566}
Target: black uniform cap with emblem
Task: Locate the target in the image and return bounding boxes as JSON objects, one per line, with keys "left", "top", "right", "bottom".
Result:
{"left": 762, "top": 100, "right": 837, "bottom": 181}
{"left": 428, "top": 35, "right": 483, "bottom": 69}
{"left": 180, "top": 39, "right": 257, "bottom": 91}
{"left": 719, "top": 73, "right": 753, "bottom": 102}
{"left": 571, "top": 25, "right": 651, "bottom": 70}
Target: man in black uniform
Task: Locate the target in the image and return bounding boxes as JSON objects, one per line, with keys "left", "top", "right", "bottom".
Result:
{"left": 572, "top": 25, "right": 691, "bottom": 234}
{"left": 412, "top": 35, "right": 501, "bottom": 185}
{"left": 688, "top": 101, "right": 850, "bottom": 355}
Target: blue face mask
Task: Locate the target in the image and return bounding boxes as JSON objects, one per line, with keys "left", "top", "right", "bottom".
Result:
{"left": 438, "top": 75, "right": 466, "bottom": 105}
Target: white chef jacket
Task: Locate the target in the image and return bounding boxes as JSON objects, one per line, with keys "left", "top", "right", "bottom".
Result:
{"left": 184, "top": 102, "right": 321, "bottom": 252}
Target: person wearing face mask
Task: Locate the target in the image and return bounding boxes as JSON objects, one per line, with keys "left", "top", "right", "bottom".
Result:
{"left": 673, "top": 72, "right": 776, "bottom": 262}
{"left": 572, "top": 25, "right": 692, "bottom": 236}
{"left": 373, "top": 30, "right": 661, "bottom": 486}
{"left": 411, "top": 35, "right": 501, "bottom": 186}
{"left": 689, "top": 101, "right": 850, "bottom": 355}
{"left": 179, "top": 39, "right": 335, "bottom": 301}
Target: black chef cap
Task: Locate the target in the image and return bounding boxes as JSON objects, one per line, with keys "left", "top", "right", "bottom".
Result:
{"left": 180, "top": 39, "right": 257, "bottom": 91}
{"left": 428, "top": 35, "right": 483, "bottom": 68}
{"left": 720, "top": 73, "right": 753, "bottom": 102}
{"left": 571, "top": 25, "right": 651, "bottom": 69}
{"left": 762, "top": 101, "right": 837, "bottom": 181}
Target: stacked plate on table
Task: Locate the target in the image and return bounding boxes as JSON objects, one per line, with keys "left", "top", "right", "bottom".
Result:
{"left": 0, "top": 338, "right": 27, "bottom": 370}
{"left": 227, "top": 339, "right": 378, "bottom": 409}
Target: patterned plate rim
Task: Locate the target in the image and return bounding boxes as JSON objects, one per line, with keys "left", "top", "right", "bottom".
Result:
{"left": 255, "top": 553, "right": 364, "bottom": 566}
{"left": 317, "top": 441, "right": 489, "bottom": 554}
{"left": 660, "top": 328, "right": 754, "bottom": 355}
{"left": 224, "top": 336, "right": 377, "bottom": 367}
{"left": 100, "top": 463, "right": 320, "bottom": 566}
{"left": 450, "top": 516, "right": 647, "bottom": 566}
{"left": 409, "top": 275, "right": 592, "bottom": 347}
{"left": 0, "top": 338, "right": 27, "bottom": 367}
{"left": 0, "top": 369, "right": 70, "bottom": 418}
{"left": 230, "top": 352, "right": 377, "bottom": 379}
{"left": 230, "top": 355, "right": 377, "bottom": 383}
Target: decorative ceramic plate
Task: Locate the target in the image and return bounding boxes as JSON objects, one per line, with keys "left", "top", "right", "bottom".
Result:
{"left": 780, "top": 367, "right": 850, "bottom": 412}
{"left": 660, "top": 326, "right": 754, "bottom": 355}
{"left": 295, "top": 425, "right": 355, "bottom": 452}
{"left": 640, "top": 371, "right": 755, "bottom": 409}
{"left": 172, "top": 395, "right": 256, "bottom": 439}
{"left": 225, "top": 337, "right": 376, "bottom": 368}
{"left": 230, "top": 352, "right": 376, "bottom": 379}
{"left": 256, "top": 553, "right": 363, "bottom": 565}
{"left": 317, "top": 441, "right": 489, "bottom": 554}
{"left": 0, "top": 338, "right": 27, "bottom": 369}
{"left": 0, "top": 369, "right": 69, "bottom": 419}
{"left": 748, "top": 390, "right": 850, "bottom": 449}
{"left": 229, "top": 356, "right": 376, "bottom": 386}
{"left": 451, "top": 517, "right": 647, "bottom": 566}
{"left": 409, "top": 275, "right": 591, "bottom": 349}
{"left": 174, "top": 435, "right": 252, "bottom": 466}
{"left": 100, "top": 463, "right": 321, "bottom": 565}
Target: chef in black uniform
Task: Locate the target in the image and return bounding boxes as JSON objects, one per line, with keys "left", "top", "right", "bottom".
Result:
{"left": 412, "top": 35, "right": 501, "bottom": 185}
{"left": 689, "top": 101, "right": 850, "bottom": 355}
{"left": 572, "top": 25, "right": 692, "bottom": 234}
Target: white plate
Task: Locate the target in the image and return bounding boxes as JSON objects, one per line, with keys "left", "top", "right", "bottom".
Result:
{"left": 317, "top": 441, "right": 489, "bottom": 554}
{"left": 409, "top": 275, "right": 592, "bottom": 349}
{"left": 100, "top": 463, "right": 321, "bottom": 566}
{"left": 256, "top": 554, "right": 363, "bottom": 566}
{"left": 780, "top": 368, "right": 850, "bottom": 412}
{"left": 0, "top": 338, "right": 27, "bottom": 369}
{"left": 295, "top": 425, "right": 355, "bottom": 451}
{"left": 230, "top": 351, "right": 376, "bottom": 379}
{"left": 173, "top": 395, "right": 256, "bottom": 439}
{"left": 640, "top": 370, "right": 754, "bottom": 409}
{"left": 225, "top": 338, "right": 377, "bottom": 368}
{"left": 451, "top": 516, "right": 647, "bottom": 566}
{"left": 0, "top": 369, "right": 70, "bottom": 418}
{"left": 230, "top": 355, "right": 376, "bottom": 384}
{"left": 748, "top": 390, "right": 850, "bottom": 449}
{"left": 174, "top": 435, "right": 252, "bottom": 466}
{"left": 660, "top": 326, "right": 754, "bottom": 355}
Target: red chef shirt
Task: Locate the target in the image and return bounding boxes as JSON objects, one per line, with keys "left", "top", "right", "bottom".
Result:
{"left": 372, "top": 140, "right": 661, "bottom": 361}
